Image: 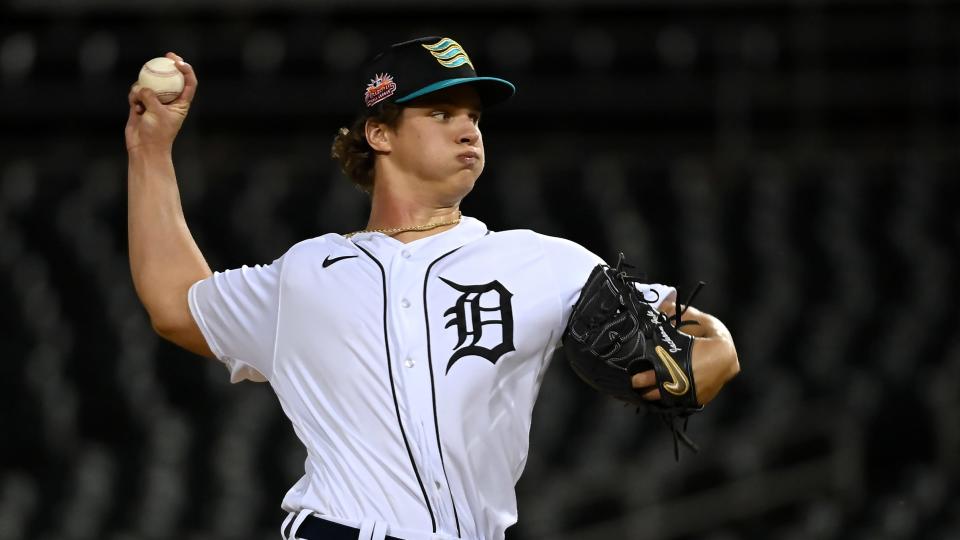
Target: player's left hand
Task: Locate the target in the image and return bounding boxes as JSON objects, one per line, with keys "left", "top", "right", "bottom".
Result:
{"left": 560, "top": 255, "right": 742, "bottom": 458}
{"left": 631, "top": 335, "right": 737, "bottom": 406}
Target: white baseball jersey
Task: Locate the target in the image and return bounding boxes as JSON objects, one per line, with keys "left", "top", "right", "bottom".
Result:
{"left": 188, "top": 216, "right": 674, "bottom": 540}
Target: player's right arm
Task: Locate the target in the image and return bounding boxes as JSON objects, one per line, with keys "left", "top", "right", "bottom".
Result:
{"left": 126, "top": 52, "right": 213, "bottom": 357}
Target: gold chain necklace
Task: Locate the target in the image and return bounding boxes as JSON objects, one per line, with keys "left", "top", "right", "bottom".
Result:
{"left": 344, "top": 210, "right": 462, "bottom": 238}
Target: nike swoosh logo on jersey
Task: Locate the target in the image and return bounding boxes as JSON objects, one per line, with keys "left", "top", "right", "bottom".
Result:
{"left": 654, "top": 345, "right": 690, "bottom": 396}
{"left": 322, "top": 255, "right": 359, "bottom": 268}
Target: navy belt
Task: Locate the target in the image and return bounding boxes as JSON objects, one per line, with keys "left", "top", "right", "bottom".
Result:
{"left": 289, "top": 515, "right": 403, "bottom": 540}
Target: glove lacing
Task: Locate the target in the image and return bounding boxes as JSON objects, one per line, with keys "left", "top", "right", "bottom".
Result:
{"left": 615, "top": 253, "right": 707, "bottom": 461}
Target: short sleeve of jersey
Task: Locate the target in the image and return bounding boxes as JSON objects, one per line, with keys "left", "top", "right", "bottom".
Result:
{"left": 188, "top": 258, "right": 284, "bottom": 383}
{"left": 535, "top": 235, "right": 676, "bottom": 332}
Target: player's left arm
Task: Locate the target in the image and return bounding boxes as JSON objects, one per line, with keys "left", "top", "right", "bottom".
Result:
{"left": 632, "top": 299, "right": 740, "bottom": 406}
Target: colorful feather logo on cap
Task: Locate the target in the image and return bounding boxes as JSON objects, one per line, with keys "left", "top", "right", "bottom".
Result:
{"left": 422, "top": 38, "right": 474, "bottom": 69}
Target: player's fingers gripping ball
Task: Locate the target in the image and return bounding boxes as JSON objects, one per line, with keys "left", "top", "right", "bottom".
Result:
{"left": 138, "top": 57, "right": 185, "bottom": 104}
{"left": 561, "top": 253, "right": 705, "bottom": 459}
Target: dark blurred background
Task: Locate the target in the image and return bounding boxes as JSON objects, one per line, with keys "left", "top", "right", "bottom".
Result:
{"left": 2, "top": 1, "right": 959, "bottom": 539}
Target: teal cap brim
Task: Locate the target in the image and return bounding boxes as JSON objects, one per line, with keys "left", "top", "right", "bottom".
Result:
{"left": 395, "top": 77, "right": 516, "bottom": 107}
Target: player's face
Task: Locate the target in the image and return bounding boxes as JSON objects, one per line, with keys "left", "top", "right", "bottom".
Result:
{"left": 388, "top": 85, "right": 485, "bottom": 194}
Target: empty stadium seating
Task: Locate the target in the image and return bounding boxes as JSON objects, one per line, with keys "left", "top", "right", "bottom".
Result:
{"left": 1, "top": 2, "right": 958, "bottom": 539}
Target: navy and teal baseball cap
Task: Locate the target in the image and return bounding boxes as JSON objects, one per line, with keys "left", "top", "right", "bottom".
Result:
{"left": 360, "top": 36, "right": 516, "bottom": 109}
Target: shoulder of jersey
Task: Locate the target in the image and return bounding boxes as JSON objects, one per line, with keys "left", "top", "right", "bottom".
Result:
{"left": 281, "top": 233, "right": 353, "bottom": 259}
{"left": 481, "top": 227, "right": 591, "bottom": 255}
{"left": 483, "top": 227, "right": 541, "bottom": 242}
{"left": 496, "top": 228, "right": 605, "bottom": 266}
{"left": 488, "top": 228, "right": 579, "bottom": 246}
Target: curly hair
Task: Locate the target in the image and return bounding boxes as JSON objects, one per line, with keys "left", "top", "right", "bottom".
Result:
{"left": 330, "top": 103, "right": 404, "bottom": 195}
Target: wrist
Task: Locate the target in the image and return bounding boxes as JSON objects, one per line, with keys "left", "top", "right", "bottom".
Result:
{"left": 127, "top": 143, "right": 173, "bottom": 161}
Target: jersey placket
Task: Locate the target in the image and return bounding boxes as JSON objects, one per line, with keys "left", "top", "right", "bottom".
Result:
{"left": 386, "top": 247, "right": 458, "bottom": 536}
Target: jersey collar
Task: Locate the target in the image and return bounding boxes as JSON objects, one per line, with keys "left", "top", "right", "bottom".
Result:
{"left": 346, "top": 215, "right": 488, "bottom": 260}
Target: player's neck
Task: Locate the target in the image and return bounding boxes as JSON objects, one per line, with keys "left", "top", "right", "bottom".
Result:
{"left": 364, "top": 191, "right": 462, "bottom": 244}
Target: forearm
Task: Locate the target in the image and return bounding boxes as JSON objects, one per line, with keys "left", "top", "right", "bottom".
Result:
{"left": 659, "top": 299, "right": 727, "bottom": 339}
{"left": 128, "top": 147, "right": 211, "bottom": 332}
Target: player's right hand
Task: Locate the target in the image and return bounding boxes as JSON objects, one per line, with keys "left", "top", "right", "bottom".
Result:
{"left": 125, "top": 52, "right": 197, "bottom": 154}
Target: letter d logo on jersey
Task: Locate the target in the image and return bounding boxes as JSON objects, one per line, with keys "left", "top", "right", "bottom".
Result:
{"left": 440, "top": 277, "right": 515, "bottom": 373}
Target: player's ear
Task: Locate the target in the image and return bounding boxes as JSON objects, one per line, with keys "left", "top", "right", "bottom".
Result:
{"left": 365, "top": 118, "right": 392, "bottom": 153}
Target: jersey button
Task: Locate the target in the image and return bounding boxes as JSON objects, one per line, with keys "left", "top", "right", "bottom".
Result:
{"left": 401, "top": 250, "right": 411, "bottom": 259}
{"left": 400, "top": 298, "right": 411, "bottom": 308}
{"left": 404, "top": 358, "right": 415, "bottom": 368}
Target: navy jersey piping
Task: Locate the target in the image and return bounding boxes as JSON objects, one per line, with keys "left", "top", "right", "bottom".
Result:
{"left": 423, "top": 246, "right": 464, "bottom": 538}
{"left": 355, "top": 243, "right": 437, "bottom": 532}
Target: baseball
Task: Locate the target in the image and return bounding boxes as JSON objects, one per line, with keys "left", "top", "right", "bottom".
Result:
{"left": 137, "top": 57, "right": 184, "bottom": 104}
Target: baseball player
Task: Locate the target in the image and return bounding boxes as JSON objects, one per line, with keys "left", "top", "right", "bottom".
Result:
{"left": 125, "top": 36, "right": 739, "bottom": 540}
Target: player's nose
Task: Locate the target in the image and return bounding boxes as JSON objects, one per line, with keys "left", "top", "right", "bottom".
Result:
{"left": 460, "top": 124, "right": 480, "bottom": 146}
{"left": 457, "top": 119, "right": 480, "bottom": 145}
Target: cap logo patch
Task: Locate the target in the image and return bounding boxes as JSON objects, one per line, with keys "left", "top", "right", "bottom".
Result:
{"left": 422, "top": 38, "right": 474, "bottom": 70}
{"left": 364, "top": 72, "right": 397, "bottom": 107}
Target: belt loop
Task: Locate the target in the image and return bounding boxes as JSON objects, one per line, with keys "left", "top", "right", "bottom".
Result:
{"left": 372, "top": 520, "right": 388, "bottom": 540}
{"left": 358, "top": 518, "right": 388, "bottom": 540}
{"left": 285, "top": 509, "right": 312, "bottom": 540}
{"left": 358, "top": 519, "right": 373, "bottom": 539}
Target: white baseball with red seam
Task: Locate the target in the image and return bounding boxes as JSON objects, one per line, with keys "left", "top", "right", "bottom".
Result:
{"left": 137, "top": 57, "right": 184, "bottom": 104}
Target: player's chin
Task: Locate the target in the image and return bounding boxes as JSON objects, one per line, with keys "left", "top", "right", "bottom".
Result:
{"left": 450, "top": 166, "right": 483, "bottom": 187}
{"left": 451, "top": 175, "right": 479, "bottom": 198}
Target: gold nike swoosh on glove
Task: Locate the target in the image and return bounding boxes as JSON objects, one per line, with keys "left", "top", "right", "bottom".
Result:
{"left": 654, "top": 345, "right": 690, "bottom": 396}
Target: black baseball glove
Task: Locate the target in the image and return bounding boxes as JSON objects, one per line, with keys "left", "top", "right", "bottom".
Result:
{"left": 560, "top": 253, "right": 705, "bottom": 459}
